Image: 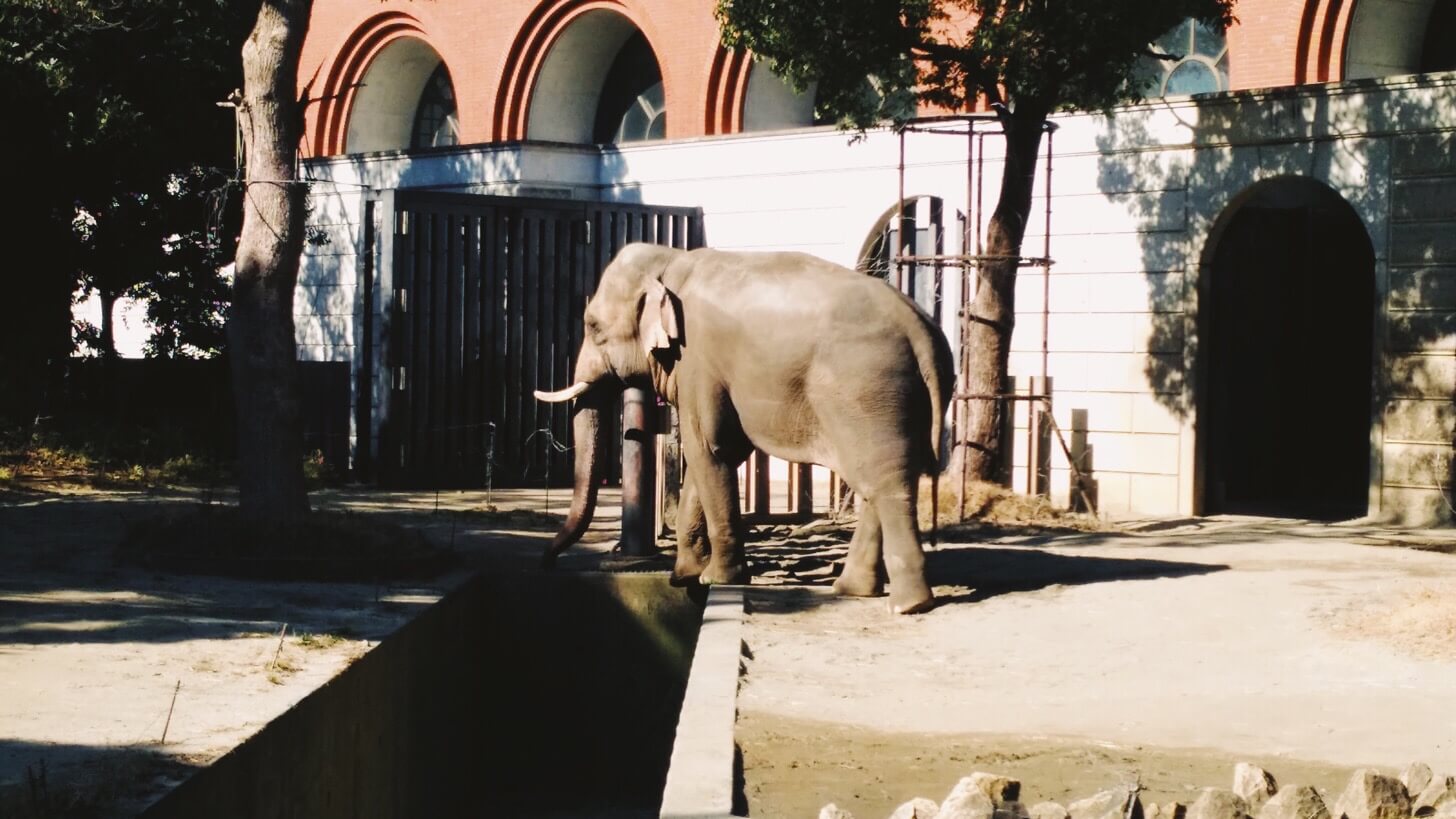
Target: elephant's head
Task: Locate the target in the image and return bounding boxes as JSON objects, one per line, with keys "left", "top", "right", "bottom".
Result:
{"left": 533, "top": 243, "right": 684, "bottom": 566}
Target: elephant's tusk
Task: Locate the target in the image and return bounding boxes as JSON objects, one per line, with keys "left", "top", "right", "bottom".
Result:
{"left": 534, "top": 381, "right": 591, "bottom": 403}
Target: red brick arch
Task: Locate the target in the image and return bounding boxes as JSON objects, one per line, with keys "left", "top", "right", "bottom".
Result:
{"left": 703, "top": 46, "right": 751, "bottom": 135}
{"left": 494, "top": 0, "right": 673, "bottom": 142}
{"left": 1295, "top": 0, "right": 1359, "bottom": 82}
{"left": 312, "top": 11, "right": 435, "bottom": 156}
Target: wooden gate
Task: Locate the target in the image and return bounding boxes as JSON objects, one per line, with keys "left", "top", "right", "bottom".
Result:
{"left": 370, "top": 192, "right": 703, "bottom": 488}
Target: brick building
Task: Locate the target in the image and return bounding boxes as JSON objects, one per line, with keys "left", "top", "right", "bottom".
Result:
{"left": 295, "top": 0, "right": 1456, "bottom": 523}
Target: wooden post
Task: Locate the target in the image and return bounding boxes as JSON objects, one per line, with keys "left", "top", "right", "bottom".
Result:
{"left": 619, "top": 387, "right": 656, "bottom": 555}
{"left": 796, "top": 462, "right": 814, "bottom": 519}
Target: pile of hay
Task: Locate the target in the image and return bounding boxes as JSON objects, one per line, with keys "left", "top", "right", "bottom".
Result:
{"left": 921, "top": 479, "right": 1102, "bottom": 532}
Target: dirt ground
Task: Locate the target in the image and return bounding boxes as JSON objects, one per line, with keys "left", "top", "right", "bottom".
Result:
{"left": 0, "top": 484, "right": 617, "bottom": 817}
{"left": 736, "top": 517, "right": 1456, "bottom": 819}
{"left": 5, "top": 484, "right": 1455, "bottom": 819}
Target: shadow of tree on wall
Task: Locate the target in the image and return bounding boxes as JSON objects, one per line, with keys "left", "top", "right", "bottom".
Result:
{"left": 1094, "top": 75, "right": 1456, "bottom": 519}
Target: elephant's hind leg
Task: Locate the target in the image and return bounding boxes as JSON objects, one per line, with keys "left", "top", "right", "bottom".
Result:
{"left": 832, "top": 501, "right": 885, "bottom": 597}
{"left": 871, "top": 489, "right": 935, "bottom": 614}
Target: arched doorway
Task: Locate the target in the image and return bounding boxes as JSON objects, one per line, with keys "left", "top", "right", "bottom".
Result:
{"left": 345, "top": 38, "right": 458, "bottom": 153}
{"left": 1201, "top": 178, "right": 1375, "bottom": 519}
{"left": 1345, "top": 0, "right": 1453, "bottom": 78}
{"left": 526, "top": 10, "right": 667, "bottom": 144}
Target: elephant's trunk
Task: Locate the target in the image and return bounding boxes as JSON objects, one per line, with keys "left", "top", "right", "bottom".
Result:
{"left": 539, "top": 340, "right": 614, "bottom": 569}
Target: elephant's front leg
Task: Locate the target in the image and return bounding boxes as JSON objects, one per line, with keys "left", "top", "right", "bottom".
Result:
{"left": 675, "top": 432, "right": 750, "bottom": 585}
{"left": 832, "top": 500, "right": 885, "bottom": 597}
{"left": 670, "top": 472, "right": 711, "bottom": 585}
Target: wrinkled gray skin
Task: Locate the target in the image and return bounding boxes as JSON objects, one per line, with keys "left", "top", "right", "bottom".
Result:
{"left": 536, "top": 244, "right": 954, "bottom": 614}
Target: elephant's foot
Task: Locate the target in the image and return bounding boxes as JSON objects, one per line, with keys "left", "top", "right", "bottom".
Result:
{"left": 670, "top": 552, "right": 707, "bottom": 587}
{"left": 832, "top": 565, "right": 884, "bottom": 598}
{"left": 698, "top": 558, "right": 750, "bottom": 586}
{"left": 887, "top": 586, "right": 937, "bottom": 615}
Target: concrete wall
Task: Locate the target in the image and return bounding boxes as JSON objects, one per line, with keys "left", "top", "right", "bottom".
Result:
{"left": 300, "top": 71, "right": 1456, "bottom": 522}
{"left": 143, "top": 573, "right": 702, "bottom": 818}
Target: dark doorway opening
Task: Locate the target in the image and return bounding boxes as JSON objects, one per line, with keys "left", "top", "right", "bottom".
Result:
{"left": 1202, "top": 178, "right": 1375, "bottom": 520}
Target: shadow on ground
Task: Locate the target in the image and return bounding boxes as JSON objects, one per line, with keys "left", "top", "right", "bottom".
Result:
{"left": 0, "top": 487, "right": 605, "bottom": 646}
{"left": 745, "top": 527, "right": 1229, "bottom": 613}
{"left": 0, "top": 740, "right": 197, "bottom": 817}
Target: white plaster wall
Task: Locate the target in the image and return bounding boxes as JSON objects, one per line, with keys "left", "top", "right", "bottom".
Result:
{"left": 300, "top": 72, "right": 1456, "bottom": 521}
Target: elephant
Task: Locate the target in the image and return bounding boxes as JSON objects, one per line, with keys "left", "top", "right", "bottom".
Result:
{"left": 534, "top": 243, "right": 954, "bottom": 614}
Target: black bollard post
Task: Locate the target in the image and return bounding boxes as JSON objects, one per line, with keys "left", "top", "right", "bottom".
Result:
{"left": 619, "top": 387, "right": 656, "bottom": 556}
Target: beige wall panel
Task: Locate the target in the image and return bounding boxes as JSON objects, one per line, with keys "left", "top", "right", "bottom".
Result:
{"left": 1393, "top": 133, "right": 1456, "bottom": 176}
{"left": 1014, "top": 271, "right": 1184, "bottom": 315}
{"left": 1389, "top": 266, "right": 1456, "bottom": 310}
{"left": 1008, "top": 351, "right": 1182, "bottom": 395}
{"left": 1382, "top": 441, "right": 1454, "bottom": 488}
{"left": 1390, "top": 223, "right": 1456, "bottom": 266}
{"left": 1129, "top": 473, "right": 1181, "bottom": 514}
{"left": 296, "top": 285, "right": 359, "bottom": 318}
{"left": 1380, "top": 486, "right": 1455, "bottom": 524}
{"left": 1392, "top": 177, "right": 1456, "bottom": 221}
{"left": 1383, "top": 399, "right": 1456, "bottom": 443}
{"left": 1388, "top": 354, "right": 1456, "bottom": 397}
{"left": 1388, "top": 311, "right": 1456, "bottom": 352}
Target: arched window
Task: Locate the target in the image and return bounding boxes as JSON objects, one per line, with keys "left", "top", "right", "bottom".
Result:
{"left": 411, "top": 64, "right": 460, "bottom": 149}
{"left": 1138, "top": 18, "right": 1230, "bottom": 97}
{"left": 593, "top": 32, "right": 666, "bottom": 143}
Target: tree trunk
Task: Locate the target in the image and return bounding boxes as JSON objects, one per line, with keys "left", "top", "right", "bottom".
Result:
{"left": 957, "top": 107, "right": 1048, "bottom": 484}
{"left": 227, "top": 0, "right": 313, "bottom": 525}
{"left": 99, "top": 288, "right": 118, "bottom": 360}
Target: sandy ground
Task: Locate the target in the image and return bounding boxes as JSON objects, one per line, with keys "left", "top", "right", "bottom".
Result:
{"left": 0, "top": 485, "right": 620, "bottom": 817}
{"left": 5, "top": 484, "right": 1455, "bottom": 819}
{"left": 737, "top": 517, "right": 1456, "bottom": 819}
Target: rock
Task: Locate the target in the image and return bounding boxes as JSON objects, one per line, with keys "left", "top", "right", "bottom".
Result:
{"left": 1030, "top": 802, "right": 1071, "bottom": 819}
{"left": 938, "top": 778, "right": 996, "bottom": 819}
{"left": 971, "top": 774, "right": 1023, "bottom": 805}
{"left": 997, "top": 802, "right": 1033, "bottom": 819}
{"left": 820, "top": 803, "right": 855, "bottom": 819}
{"left": 1403, "top": 765, "right": 1435, "bottom": 800}
{"left": 1257, "top": 785, "right": 1331, "bottom": 819}
{"left": 1415, "top": 777, "right": 1456, "bottom": 816}
{"left": 890, "top": 798, "right": 941, "bottom": 819}
{"left": 1333, "top": 770, "right": 1412, "bottom": 819}
{"left": 1069, "top": 787, "right": 1144, "bottom": 819}
{"left": 1235, "top": 764, "right": 1280, "bottom": 814}
{"left": 1189, "top": 788, "right": 1251, "bottom": 819}
{"left": 1149, "top": 802, "right": 1188, "bottom": 819}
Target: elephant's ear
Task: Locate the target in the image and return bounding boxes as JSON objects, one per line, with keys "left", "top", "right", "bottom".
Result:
{"left": 640, "top": 276, "right": 681, "bottom": 354}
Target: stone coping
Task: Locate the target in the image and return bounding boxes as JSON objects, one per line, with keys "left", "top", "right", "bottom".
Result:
{"left": 659, "top": 585, "right": 746, "bottom": 819}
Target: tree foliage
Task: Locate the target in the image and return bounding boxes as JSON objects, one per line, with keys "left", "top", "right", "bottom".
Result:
{"left": 717, "top": 0, "right": 1235, "bottom": 484}
{"left": 0, "top": 0, "right": 250, "bottom": 409}
{"left": 717, "top": 0, "right": 1235, "bottom": 126}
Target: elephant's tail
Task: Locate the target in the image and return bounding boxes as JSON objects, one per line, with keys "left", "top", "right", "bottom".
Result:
{"left": 913, "top": 317, "right": 955, "bottom": 475}
{"left": 911, "top": 313, "right": 955, "bottom": 545}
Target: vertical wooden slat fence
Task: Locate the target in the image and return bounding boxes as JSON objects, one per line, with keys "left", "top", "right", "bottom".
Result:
{"left": 373, "top": 192, "right": 703, "bottom": 489}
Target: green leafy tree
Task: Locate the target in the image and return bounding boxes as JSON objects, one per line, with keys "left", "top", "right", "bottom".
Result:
{"left": 717, "top": 0, "right": 1235, "bottom": 481}
{"left": 0, "top": 0, "right": 250, "bottom": 417}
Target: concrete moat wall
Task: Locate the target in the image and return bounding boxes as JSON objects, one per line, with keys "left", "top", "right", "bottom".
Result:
{"left": 142, "top": 572, "right": 703, "bottom": 818}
